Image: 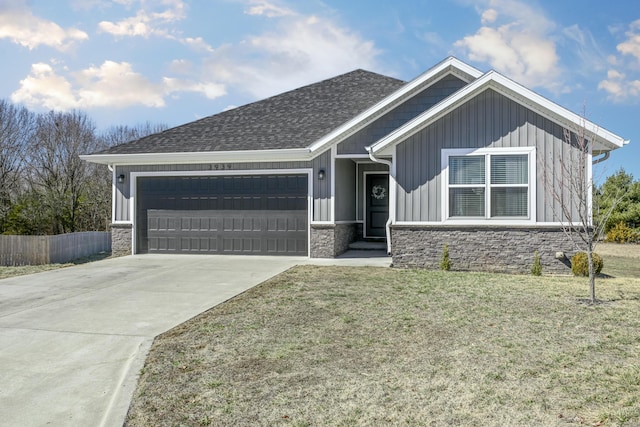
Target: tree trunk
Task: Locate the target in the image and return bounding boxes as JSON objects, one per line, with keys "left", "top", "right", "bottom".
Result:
{"left": 587, "top": 243, "right": 596, "bottom": 304}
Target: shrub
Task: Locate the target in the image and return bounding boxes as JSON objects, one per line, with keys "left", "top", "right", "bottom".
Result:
{"left": 606, "top": 222, "right": 637, "bottom": 243}
{"left": 571, "top": 252, "right": 603, "bottom": 277}
{"left": 440, "top": 244, "right": 451, "bottom": 271}
{"left": 531, "top": 251, "right": 542, "bottom": 276}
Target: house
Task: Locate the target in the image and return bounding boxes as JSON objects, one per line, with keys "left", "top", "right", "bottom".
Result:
{"left": 81, "top": 57, "right": 629, "bottom": 273}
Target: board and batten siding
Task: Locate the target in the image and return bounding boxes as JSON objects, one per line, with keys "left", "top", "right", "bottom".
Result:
{"left": 334, "top": 158, "right": 356, "bottom": 221}
{"left": 337, "top": 75, "right": 468, "bottom": 155}
{"left": 113, "top": 149, "right": 333, "bottom": 223}
{"left": 395, "top": 88, "right": 584, "bottom": 223}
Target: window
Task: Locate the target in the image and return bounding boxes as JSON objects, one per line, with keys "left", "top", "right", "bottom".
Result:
{"left": 444, "top": 148, "right": 534, "bottom": 221}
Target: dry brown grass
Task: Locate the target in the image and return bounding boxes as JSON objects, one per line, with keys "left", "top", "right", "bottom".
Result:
{"left": 0, "top": 252, "right": 111, "bottom": 280}
{"left": 0, "top": 263, "right": 72, "bottom": 279}
{"left": 597, "top": 243, "right": 640, "bottom": 278}
{"left": 598, "top": 243, "right": 640, "bottom": 260}
{"left": 126, "top": 247, "right": 640, "bottom": 427}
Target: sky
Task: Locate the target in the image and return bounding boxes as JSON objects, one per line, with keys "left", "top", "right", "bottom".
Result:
{"left": 0, "top": 0, "right": 639, "bottom": 181}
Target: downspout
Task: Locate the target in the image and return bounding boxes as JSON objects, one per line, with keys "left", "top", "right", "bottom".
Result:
{"left": 367, "top": 147, "right": 394, "bottom": 255}
{"left": 592, "top": 152, "right": 609, "bottom": 165}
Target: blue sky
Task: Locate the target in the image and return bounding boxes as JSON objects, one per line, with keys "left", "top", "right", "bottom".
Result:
{"left": 0, "top": 0, "right": 638, "bottom": 180}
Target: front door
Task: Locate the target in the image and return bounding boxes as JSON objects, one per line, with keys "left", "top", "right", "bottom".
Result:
{"left": 365, "top": 173, "right": 389, "bottom": 238}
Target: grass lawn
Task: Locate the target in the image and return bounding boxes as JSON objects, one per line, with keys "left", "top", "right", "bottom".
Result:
{"left": 0, "top": 252, "right": 111, "bottom": 280}
{"left": 126, "top": 245, "right": 640, "bottom": 427}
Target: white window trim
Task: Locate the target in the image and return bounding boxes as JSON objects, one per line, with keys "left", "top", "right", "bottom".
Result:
{"left": 441, "top": 147, "right": 536, "bottom": 225}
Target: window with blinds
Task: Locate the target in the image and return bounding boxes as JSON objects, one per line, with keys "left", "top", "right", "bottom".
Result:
{"left": 447, "top": 152, "right": 529, "bottom": 219}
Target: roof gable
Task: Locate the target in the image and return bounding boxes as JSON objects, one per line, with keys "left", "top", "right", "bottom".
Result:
{"left": 370, "top": 70, "right": 628, "bottom": 155}
{"left": 309, "top": 57, "right": 483, "bottom": 153}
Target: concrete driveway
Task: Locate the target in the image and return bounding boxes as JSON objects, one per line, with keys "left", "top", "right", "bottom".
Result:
{"left": 0, "top": 254, "right": 305, "bottom": 427}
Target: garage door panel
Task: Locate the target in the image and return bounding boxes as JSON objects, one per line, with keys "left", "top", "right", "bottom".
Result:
{"left": 146, "top": 209, "right": 307, "bottom": 255}
{"left": 139, "top": 173, "right": 308, "bottom": 255}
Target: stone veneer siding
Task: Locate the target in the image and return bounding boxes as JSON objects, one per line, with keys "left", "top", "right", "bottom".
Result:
{"left": 310, "top": 223, "right": 356, "bottom": 258}
{"left": 110, "top": 223, "right": 133, "bottom": 257}
{"left": 391, "top": 225, "right": 573, "bottom": 274}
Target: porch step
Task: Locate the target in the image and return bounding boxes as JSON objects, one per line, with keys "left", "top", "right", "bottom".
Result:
{"left": 348, "top": 240, "right": 387, "bottom": 251}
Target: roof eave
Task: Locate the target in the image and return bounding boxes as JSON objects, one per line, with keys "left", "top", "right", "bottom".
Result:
{"left": 80, "top": 148, "right": 312, "bottom": 166}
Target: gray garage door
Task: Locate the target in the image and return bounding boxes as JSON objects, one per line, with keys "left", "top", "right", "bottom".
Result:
{"left": 136, "top": 175, "right": 308, "bottom": 255}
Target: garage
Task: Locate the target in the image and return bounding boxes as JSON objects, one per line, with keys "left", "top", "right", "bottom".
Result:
{"left": 135, "top": 174, "right": 309, "bottom": 255}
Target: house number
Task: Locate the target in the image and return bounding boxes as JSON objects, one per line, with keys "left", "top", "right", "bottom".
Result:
{"left": 212, "top": 163, "right": 233, "bottom": 170}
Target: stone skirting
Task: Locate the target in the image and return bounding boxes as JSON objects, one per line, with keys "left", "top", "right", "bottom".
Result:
{"left": 110, "top": 223, "right": 133, "bottom": 257}
{"left": 391, "top": 225, "right": 574, "bottom": 274}
{"left": 310, "top": 223, "right": 356, "bottom": 258}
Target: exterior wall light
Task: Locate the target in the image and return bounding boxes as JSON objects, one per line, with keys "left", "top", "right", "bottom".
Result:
{"left": 318, "top": 169, "right": 325, "bottom": 180}
{"left": 117, "top": 174, "right": 125, "bottom": 184}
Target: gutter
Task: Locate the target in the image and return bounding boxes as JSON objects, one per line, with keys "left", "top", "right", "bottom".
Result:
{"left": 80, "top": 147, "right": 312, "bottom": 165}
{"left": 367, "top": 147, "right": 393, "bottom": 255}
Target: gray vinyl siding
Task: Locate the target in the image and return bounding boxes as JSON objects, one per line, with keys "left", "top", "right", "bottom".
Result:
{"left": 356, "top": 163, "right": 388, "bottom": 221}
{"left": 337, "top": 75, "right": 467, "bottom": 155}
{"left": 312, "top": 150, "right": 332, "bottom": 221}
{"left": 113, "top": 149, "right": 333, "bottom": 223}
{"left": 335, "top": 159, "right": 356, "bottom": 221}
{"left": 395, "top": 89, "right": 583, "bottom": 223}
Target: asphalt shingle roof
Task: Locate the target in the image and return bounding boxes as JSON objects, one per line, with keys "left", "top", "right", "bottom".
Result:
{"left": 95, "top": 70, "right": 405, "bottom": 155}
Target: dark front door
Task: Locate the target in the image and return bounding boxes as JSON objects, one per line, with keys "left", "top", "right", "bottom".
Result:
{"left": 365, "top": 174, "right": 389, "bottom": 238}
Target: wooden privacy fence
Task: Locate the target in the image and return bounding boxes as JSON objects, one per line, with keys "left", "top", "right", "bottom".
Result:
{"left": 0, "top": 232, "right": 112, "bottom": 266}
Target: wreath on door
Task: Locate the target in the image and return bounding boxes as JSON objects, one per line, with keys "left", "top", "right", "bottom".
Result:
{"left": 371, "top": 185, "right": 386, "bottom": 200}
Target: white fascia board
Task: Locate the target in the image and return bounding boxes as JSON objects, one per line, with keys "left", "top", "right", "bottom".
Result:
{"left": 307, "top": 57, "right": 483, "bottom": 154}
{"left": 371, "top": 70, "right": 627, "bottom": 156}
{"left": 80, "top": 148, "right": 312, "bottom": 165}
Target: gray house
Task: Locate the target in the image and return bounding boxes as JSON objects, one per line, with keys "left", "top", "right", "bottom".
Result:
{"left": 82, "top": 57, "right": 628, "bottom": 273}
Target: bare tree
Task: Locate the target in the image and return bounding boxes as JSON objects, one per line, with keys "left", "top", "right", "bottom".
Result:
{"left": 80, "top": 122, "right": 169, "bottom": 231}
{"left": 0, "top": 99, "right": 34, "bottom": 232}
{"left": 99, "top": 122, "right": 167, "bottom": 147}
{"left": 542, "top": 114, "right": 623, "bottom": 303}
{"left": 26, "top": 111, "right": 100, "bottom": 234}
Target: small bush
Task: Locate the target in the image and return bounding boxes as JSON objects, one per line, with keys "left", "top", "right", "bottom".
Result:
{"left": 606, "top": 222, "right": 638, "bottom": 243}
{"left": 440, "top": 244, "right": 451, "bottom": 271}
{"left": 571, "top": 251, "right": 603, "bottom": 277}
{"left": 531, "top": 251, "right": 542, "bottom": 276}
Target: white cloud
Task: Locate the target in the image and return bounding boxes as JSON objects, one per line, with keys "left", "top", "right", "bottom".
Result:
{"left": 181, "top": 37, "right": 214, "bottom": 52}
{"left": 98, "top": 0, "right": 186, "bottom": 38}
{"left": 598, "top": 70, "right": 640, "bottom": 101}
{"left": 10, "top": 1, "right": 380, "bottom": 113}
{"left": 168, "top": 59, "right": 193, "bottom": 74}
{"left": 203, "top": 13, "right": 380, "bottom": 99}
{"left": 0, "top": 0, "right": 88, "bottom": 50}
{"left": 245, "top": 0, "right": 295, "bottom": 18}
{"left": 616, "top": 19, "right": 640, "bottom": 63}
{"left": 75, "top": 61, "right": 166, "bottom": 107}
{"left": 11, "top": 63, "right": 78, "bottom": 110}
{"left": 163, "top": 78, "right": 226, "bottom": 100}
{"left": 454, "top": 0, "right": 562, "bottom": 91}
{"left": 11, "top": 60, "right": 226, "bottom": 111}
{"left": 481, "top": 9, "right": 497, "bottom": 25}
{"left": 599, "top": 20, "right": 640, "bottom": 102}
